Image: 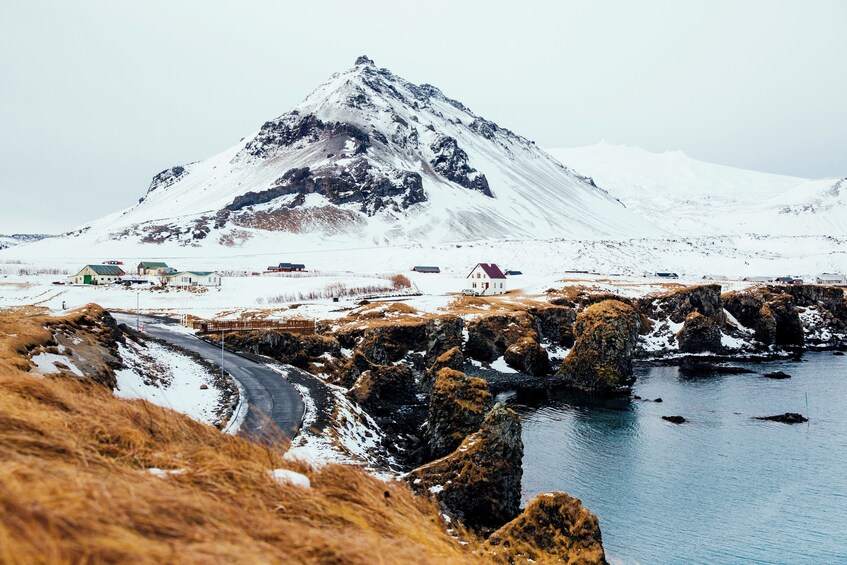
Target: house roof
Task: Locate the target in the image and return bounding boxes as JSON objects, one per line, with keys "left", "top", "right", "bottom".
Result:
{"left": 467, "top": 263, "right": 506, "bottom": 279}
{"left": 86, "top": 264, "right": 125, "bottom": 276}
{"left": 506, "top": 270, "right": 523, "bottom": 275}
{"left": 138, "top": 261, "right": 169, "bottom": 268}
{"left": 170, "top": 271, "right": 216, "bottom": 276}
{"left": 413, "top": 266, "right": 440, "bottom": 271}
{"left": 278, "top": 262, "right": 305, "bottom": 269}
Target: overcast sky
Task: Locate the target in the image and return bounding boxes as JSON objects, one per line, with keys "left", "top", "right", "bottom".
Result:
{"left": 1, "top": 0, "right": 845, "bottom": 233}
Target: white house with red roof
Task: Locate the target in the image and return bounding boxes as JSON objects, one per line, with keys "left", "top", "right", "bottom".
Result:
{"left": 466, "top": 263, "right": 508, "bottom": 295}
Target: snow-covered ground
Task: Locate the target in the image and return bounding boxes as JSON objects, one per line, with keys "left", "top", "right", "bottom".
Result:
{"left": 115, "top": 338, "right": 229, "bottom": 427}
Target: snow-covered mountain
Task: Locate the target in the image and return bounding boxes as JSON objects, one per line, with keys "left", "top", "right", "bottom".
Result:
{"left": 64, "top": 56, "right": 660, "bottom": 251}
{"left": 0, "top": 233, "right": 53, "bottom": 250}
{"left": 549, "top": 142, "right": 847, "bottom": 237}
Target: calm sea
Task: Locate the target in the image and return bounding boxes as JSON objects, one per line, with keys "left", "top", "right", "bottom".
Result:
{"left": 516, "top": 352, "right": 847, "bottom": 564}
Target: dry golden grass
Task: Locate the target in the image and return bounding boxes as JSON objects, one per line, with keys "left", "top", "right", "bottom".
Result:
{"left": 0, "top": 307, "right": 490, "bottom": 565}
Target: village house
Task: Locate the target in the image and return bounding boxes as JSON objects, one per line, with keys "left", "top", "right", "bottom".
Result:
{"left": 466, "top": 263, "right": 508, "bottom": 295}
{"left": 166, "top": 271, "right": 222, "bottom": 287}
{"left": 412, "top": 266, "right": 440, "bottom": 274}
{"left": 267, "top": 262, "right": 306, "bottom": 272}
{"left": 68, "top": 264, "right": 126, "bottom": 285}
{"left": 816, "top": 273, "right": 847, "bottom": 286}
{"left": 137, "top": 261, "right": 174, "bottom": 276}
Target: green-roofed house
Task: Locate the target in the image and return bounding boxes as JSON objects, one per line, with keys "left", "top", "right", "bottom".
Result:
{"left": 166, "top": 271, "right": 222, "bottom": 287}
{"left": 69, "top": 264, "right": 126, "bottom": 285}
{"left": 137, "top": 261, "right": 172, "bottom": 276}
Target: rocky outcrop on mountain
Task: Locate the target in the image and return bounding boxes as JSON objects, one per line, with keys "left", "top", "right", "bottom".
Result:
{"left": 425, "top": 368, "right": 492, "bottom": 459}
{"left": 225, "top": 160, "right": 425, "bottom": 216}
{"left": 558, "top": 300, "right": 642, "bottom": 393}
{"left": 528, "top": 305, "right": 577, "bottom": 346}
{"left": 465, "top": 312, "right": 538, "bottom": 363}
{"left": 407, "top": 403, "right": 523, "bottom": 530}
{"left": 486, "top": 493, "right": 608, "bottom": 565}
{"left": 145, "top": 166, "right": 188, "bottom": 197}
{"left": 504, "top": 337, "right": 551, "bottom": 375}
{"left": 676, "top": 311, "right": 723, "bottom": 353}
{"left": 429, "top": 135, "right": 492, "bottom": 196}
{"left": 723, "top": 290, "right": 804, "bottom": 347}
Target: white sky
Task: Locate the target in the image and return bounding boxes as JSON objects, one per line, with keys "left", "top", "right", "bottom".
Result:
{"left": 1, "top": 0, "right": 845, "bottom": 233}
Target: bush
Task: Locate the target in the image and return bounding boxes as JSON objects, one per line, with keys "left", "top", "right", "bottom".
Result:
{"left": 390, "top": 274, "right": 411, "bottom": 290}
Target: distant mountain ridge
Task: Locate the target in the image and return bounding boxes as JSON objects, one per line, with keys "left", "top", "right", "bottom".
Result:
{"left": 64, "top": 56, "right": 660, "bottom": 248}
{"left": 549, "top": 142, "right": 847, "bottom": 237}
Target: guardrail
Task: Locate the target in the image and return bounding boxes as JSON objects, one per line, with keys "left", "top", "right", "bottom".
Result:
{"left": 189, "top": 318, "right": 315, "bottom": 334}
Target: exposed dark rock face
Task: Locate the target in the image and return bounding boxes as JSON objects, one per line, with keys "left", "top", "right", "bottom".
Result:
{"left": 755, "top": 412, "right": 808, "bottom": 424}
{"left": 504, "top": 337, "right": 551, "bottom": 376}
{"left": 146, "top": 166, "right": 188, "bottom": 196}
{"left": 640, "top": 284, "right": 725, "bottom": 324}
{"left": 428, "top": 346, "right": 465, "bottom": 375}
{"left": 245, "top": 114, "right": 371, "bottom": 159}
{"left": 465, "top": 312, "right": 538, "bottom": 363}
{"left": 528, "top": 305, "right": 577, "bottom": 347}
{"left": 486, "top": 493, "right": 608, "bottom": 565}
{"left": 429, "top": 135, "right": 492, "bottom": 197}
{"left": 763, "top": 371, "right": 792, "bottom": 379}
{"left": 557, "top": 300, "right": 642, "bottom": 393}
{"left": 424, "top": 315, "right": 464, "bottom": 366}
{"left": 723, "top": 290, "right": 804, "bottom": 348}
{"left": 225, "top": 160, "right": 425, "bottom": 217}
{"left": 357, "top": 322, "right": 428, "bottom": 365}
{"left": 407, "top": 403, "right": 523, "bottom": 531}
{"left": 677, "top": 312, "right": 723, "bottom": 353}
{"left": 662, "top": 415, "right": 686, "bottom": 424}
{"left": 222, "top": 330, "right": 339, "bottom": 370}
{"left": 348, "top": 364, "right": 417, "bottom": 415}
{"left": 425, "top": 368, "right": 492, "bottom": 459}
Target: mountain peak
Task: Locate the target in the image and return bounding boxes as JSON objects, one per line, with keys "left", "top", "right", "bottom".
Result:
{"left": 354, "top": 55, "right": 375, "bottom": 66}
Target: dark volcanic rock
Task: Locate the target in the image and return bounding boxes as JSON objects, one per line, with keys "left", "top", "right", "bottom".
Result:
{"left": 678, "top": 360, "right": 755, "bottom": 375}
{"left": 223, "top": 330, "right": 339, "bottom": 370}
{"left": 357, "top": 322, "right": 427, "bottom": 365}
{"left": 464, "top": 312, "right": 537, "bottom": 363}
{"left": 528, "top": 305, "right": 577, "bottom": 347}
{"left": 677, "top": 311, "right": 723, "bottom": 353}
{"left": 425, "top": 368, "right": 492, "bottom": 459}
{"left": 424, "top": 315, "right": 464, "bottom": 366}
{"left": 755, "top": 412, "right": 808, "bottom": 424}
{"left": 429, "top": 134, "right": 492, "bottom": 196}
{"left": 407, "top": 403, "right": 523, "bottom": 530}
{"left": 723, "top": 290, "right": 804, "bottom": 348}
{"left": 640, "top": 284, "right": 725, "bottom": 324}
{"left": 763, "top": 371, "right": 792, "bottom": 379}
{"left": 486, "top": 492, "right": 608, "bottom": 565}
{"left": 662, "top": 415, "right": 686, "bottom": 424}
{"left": 348, "top": 365, "right": 416, "bottom": 415}
{"left": 557, "top": 300, "right": 642, "bottom": 393}
{"left": 835, "top": 351, "right": 845, "bottom": 356}
{"left": 428, "top": 346, "right": 465, "bottom": 375}
{"left": 146, "top": 166, "right": 188, "bottom": 196}
{"left": 504, "top": 337, "right": 551, "bottom": 376}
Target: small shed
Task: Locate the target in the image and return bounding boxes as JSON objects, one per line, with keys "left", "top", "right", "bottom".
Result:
{"left": 69, "top": 264, "right": 126, "bottom": 285}
{"left": 505, "top": 270, "right": 523, "bottom": 276}
{"left": 138, "top": 261, "right": 171, "bottom": 276}
{"left": 412, "top": 266, "right": 440, "bottom": 274}
{"left": 816, "top": 273, "right": 846, "bottom": 286}
{"left": 167, "top": 271, "right": 222, "bottom": 287}
{"left": 268, "top": 262, "right": 306, "bottom": 272}
{"left": 655, "top": 272, "right": 679, "bottom": 279}
{"left": 466, "top": 263, "right": 508, "bottom": 295}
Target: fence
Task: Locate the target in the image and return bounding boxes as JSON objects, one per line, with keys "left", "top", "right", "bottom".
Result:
{"left": 188, "top": 318, "right": 316, "bottom": 334}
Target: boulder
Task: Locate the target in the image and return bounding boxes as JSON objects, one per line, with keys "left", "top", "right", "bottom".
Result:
{"left": 358, "top": 322, "right": 427, "bottom": 364}
{"left": 407, "top": 403, "right": 523, "bottom": 530}
{"left": 528, "top": 305, "right": 577, "bottom": 346}
{"left": 755, "top": 412, "right": 808, "bottom": 424}
{"left": 486, "top": 492, "right": 608, "bottom": 565}
{"left": 424, "top": 315, "right": 464, "bottom": 366}
{"left": 639, "top": 284, "right": 724, "bottom": 324}
{"left": 662, "top": 415, "right": 686, "bottom": 424}
{"left": 557, "top": 300, "right": 642, "bottom": 393}
{"left": 723, "top": 290, "right": 804, "bottom": 348}
{"left": 348, "top": 364, "right": 416, "bottom": 415}
{"left": 425, "top": 368, "right": 492, "bottom": 459}
{"left": 465, "top": 312, "right": 537, "bottom": 363}
{"left": 676, "top": 312, "right": 723, "bottom": 353}
{"left": 504, "top": 337, "right": 551, "bottom": 375}
{"left": 428, "top": 346, "right": 465, "bottom": 375}
{"left": 763, "top": 371, "right": 791, "bottom": 379}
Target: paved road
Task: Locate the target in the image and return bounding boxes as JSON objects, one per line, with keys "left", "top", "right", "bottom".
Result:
{"left": 112, "top": 313, "right": 304, "bottom": 445}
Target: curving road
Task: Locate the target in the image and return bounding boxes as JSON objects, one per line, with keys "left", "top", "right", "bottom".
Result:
{"left": 111, "top": 313, "right": 304, "bottom": 445}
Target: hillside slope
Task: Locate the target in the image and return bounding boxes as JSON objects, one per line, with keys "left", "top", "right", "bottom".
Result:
{"left": 549, "top": 142, "right": 847, "bottom": 237}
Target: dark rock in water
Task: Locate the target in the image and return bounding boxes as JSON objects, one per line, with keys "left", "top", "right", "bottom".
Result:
{"left": 755, "top": 412, "right": 808, "bottom": 424}
{"left": 679, "top": 359, "right": 755, "bottom": 375}
{"left": 557, "top": 300, "right": 641, "bottom": 394}
{"left": 407, "top": 403, "right": 523, "bottom": 530}
{"left": 425, "top": 368, "right": 492, "bottom": 459}
{"left": 486, "top": 492, "right": 608, "bottom": 565}
{"left": 662, "top": 415, "right": 686, "bottom": 424}
{"left": 677, "top": 311, "right": 724, "bottom": 353}
{"left": 834, "top": 351, "right": 845, "bottom": 356}
{"left": 504, "top": 337, "right": 551, "bottom": 376}
{"left": 654, "top": 397, "right": 663, "bottom": 403}
{"left": 722, "top": 289, "right": 804, "bottom": 348}
{"left": 763, "top": 371, "right": 792, "bottom": 379}
{"left": 632, "top": 394, "right": 642, "bottom": 400}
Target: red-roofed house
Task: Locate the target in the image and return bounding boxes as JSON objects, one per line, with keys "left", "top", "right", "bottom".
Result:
{"left": 466, "top": 263, "right": 508, "bottom": 295}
